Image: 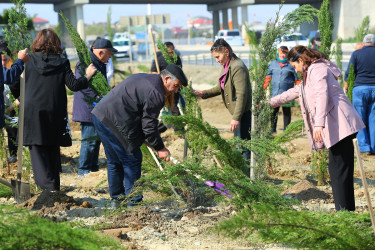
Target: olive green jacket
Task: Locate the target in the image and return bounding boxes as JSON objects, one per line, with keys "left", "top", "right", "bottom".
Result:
{"left": 203, "top": 56, "right": 252, "bottom": 121}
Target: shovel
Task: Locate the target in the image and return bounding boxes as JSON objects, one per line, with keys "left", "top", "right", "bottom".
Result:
{"left": 11, "top": 70, "right": 31, "bottom": 203}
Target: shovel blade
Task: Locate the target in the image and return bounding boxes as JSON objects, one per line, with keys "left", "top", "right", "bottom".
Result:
{"left": 11, "top": 179, "right": 31, "bottom": 203}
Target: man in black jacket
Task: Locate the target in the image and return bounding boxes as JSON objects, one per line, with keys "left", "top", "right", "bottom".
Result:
{"left": 92, "top": 64, "right": 188, "bottom": 208}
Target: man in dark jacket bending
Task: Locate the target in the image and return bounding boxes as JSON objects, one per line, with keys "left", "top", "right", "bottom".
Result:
{"left": 92, "top": 64, "right": 188, "bottom": 208}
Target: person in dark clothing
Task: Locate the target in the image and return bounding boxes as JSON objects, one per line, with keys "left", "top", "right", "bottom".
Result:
{"left": 344, "top": 34, "right": 375, "bottom": 155}
{"left": 73, "top": 38, "right": 117, "bottom": 178}
{"left": 0, "top": 44, "right": 28, "bottom": 165}
{"left": 150, "top": 42, "right": 185, "bottom": 128}
{"left": 92, "top": 64, "right": 188, "bottom": 208}
{"left": 1, "top": 40, "right": 21, "bottom": 162}
{"left": 23, "top": 29, "right": 96, "bottom": 191}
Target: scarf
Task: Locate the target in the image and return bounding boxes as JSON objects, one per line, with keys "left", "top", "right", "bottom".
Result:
{"left": 219, "top": 57, "right": 231, "bottom": 90}
{"left": 276, "top": 54, "right": 287, "bottom": 64}
{"left": 89, "top": 50, "right": 106, "bottom": 77}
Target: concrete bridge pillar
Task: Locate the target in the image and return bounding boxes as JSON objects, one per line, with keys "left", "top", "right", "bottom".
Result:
{"left": 231, "top": 7, "right": 239, "bottom": 30}
{"left": 212, "top": 10, "right": 220, "bottom": 37}
{"left": 222, "top": 8, "right": 229, "bottom": 30}
{"left": 54, "top": 0, "right": 88, "bottom": 44}
{"left": 332, "top": 0, "right": 375, "bottom": 40}
{"left": 241, "top": 5, "right": 248, "bottom": 25}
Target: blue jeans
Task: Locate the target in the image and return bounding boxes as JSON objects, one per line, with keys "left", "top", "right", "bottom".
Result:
{"left": 352, "top": 85, "right": 375, "bottom": 153}
{"left": 92, "top": 114, "right": 143, "bottom": 201}
{"left": 78, "top": 122, "right": 100, "bottom": 175}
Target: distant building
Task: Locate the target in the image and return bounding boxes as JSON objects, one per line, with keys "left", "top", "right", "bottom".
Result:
{"left": 187, "top": 16, "right": 212, "bottom": 29}
{"left": 33, "top": 17, "right": 49, "bottom": 31}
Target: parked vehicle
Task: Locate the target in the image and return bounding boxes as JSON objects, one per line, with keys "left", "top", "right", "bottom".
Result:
{"left": 113, "top": 32, "right": 129, "bottom": 40}
{"left": 215, "top": 29, "right": 244, "bottom": 46}
{"left": 113, "top": 38, "right": 132, "bottom": 58}
{"left": 275, "top": 33, "right": 309, "bottom": 50}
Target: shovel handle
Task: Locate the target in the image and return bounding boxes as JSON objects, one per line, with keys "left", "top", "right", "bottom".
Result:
{"left": 353, "top": 139, "right": 375, "bottom": 235}
{"left": 17, "top": 69, "right": 25, "bottom": 181}
{"left": 0, "top": 178, "right": 13, "bottom": 189}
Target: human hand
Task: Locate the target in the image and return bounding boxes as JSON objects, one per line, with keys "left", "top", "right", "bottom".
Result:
{"left": 313, "top": 126, "right": 324, "bottom": 143}
{"left": 230, "top": 120, "right": 239, "bottom": 132}
{"left": 158, "top": 147, "right": 171, "bottom": 162}
{"left": 193, "top": 90, "right": 203, "bottom": 98}
{"left": 85, "top": 63, "right": 97, "bottom": 80}
{"left": 18, "top": 48, "right": 29, "bottom": 63}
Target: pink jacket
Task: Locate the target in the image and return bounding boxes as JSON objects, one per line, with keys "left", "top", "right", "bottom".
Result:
{"left": 271, "top": 59, "right": 365, "bottom": 151}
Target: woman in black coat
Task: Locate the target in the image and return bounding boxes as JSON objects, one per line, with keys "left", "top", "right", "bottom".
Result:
{"left": 24, "top": 29, "right": 96, "bottom": 191}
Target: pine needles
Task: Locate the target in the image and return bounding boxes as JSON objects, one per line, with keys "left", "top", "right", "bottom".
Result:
{"left": 215, "top": 204, "right": 375, "bottom": 248}
{"left": 59, "top": 12, "right": 110, "bottom": 98}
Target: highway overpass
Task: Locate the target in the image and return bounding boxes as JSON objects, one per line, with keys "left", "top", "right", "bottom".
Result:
{"left": 0, "top": 0, "right": 373, "bottom": 41}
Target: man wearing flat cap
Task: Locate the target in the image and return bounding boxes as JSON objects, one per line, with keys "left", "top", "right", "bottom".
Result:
{"left": 73, "top": 38, "right": 117, "bottom": 178}
{"left": 344, "top": 34, "right": 375, "bottom": 156}
{"left": 91, "top": 64, "right": 188, "bottom": 208}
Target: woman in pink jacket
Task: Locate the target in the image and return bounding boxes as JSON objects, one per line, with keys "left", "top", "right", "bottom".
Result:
{"left": 271, "top": 46, "right": 365, "bottom": 211}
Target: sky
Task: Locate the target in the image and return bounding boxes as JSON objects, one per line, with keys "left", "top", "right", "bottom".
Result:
{"left": 0, "top": 3, "right": 298, "bottom": 27}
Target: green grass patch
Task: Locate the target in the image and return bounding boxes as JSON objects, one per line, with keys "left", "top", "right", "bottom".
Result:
{"left": 0, "top": 184, "right": 12, "bottom": 198}
{"left": 0, "top": 205, "right": 125, "bottom": 249}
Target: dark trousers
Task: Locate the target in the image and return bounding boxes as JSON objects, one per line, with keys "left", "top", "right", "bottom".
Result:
{"left": 234, "top": 110, "right": 251, "bottom": 162}
{"left": 271, "top": 106, "right": 291, "bottom": 132}
{"left": 5, "top": 126, "right": 17, "bottom": 157}
{"left": 328, "top": 135, "right": 355, "bottom": 211}
{"left": 29, "top": 145, "right": 61, "bottom": 191}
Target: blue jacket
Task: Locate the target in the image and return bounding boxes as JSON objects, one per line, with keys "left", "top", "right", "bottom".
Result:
{"left": 267, "top": 60, "right": 298, "bottom": 97}
{"left": 344, "top": 46, "right": 375, "bottom": 86}
{"left": 0, "top": 59, "right": 24, "bottom": 128}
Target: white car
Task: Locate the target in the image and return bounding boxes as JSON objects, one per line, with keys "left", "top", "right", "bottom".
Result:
{"left": 113, "top": 38, "right": 132, "bottom": 58}
{"left": 215, "top": 29, "right": 244, "bottom": 46}
{"left": 275, "top": 33, "right": 309, "bottom": 50}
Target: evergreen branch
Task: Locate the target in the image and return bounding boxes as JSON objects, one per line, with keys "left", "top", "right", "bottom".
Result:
{"left": 59, "top": 11, "right": 110, "bottom": 97}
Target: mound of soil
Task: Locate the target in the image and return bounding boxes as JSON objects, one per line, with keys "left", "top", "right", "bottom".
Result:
{"left": 281, "top": 180, "right": 332, "bottom": 202}
{"left": 17, "top": 191, "right": 84, "bottom": 214}
{"left": 110, "top": 206, "right": 166, "bottom": 230}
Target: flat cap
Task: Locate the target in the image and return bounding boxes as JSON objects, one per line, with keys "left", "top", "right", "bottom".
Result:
{"left": 166, "top": 64, "right": 188, "bottom": 86}
{"left": 93, "top": 38, "right": 118, "bottom": 53}
{"left": 363, "top": 34, "right": 375, "bottom": 45}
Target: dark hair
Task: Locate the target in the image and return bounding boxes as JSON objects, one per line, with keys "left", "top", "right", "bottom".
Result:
{"left": 164, "top": 41, "right": 174, "bottom": 49}
{"left": 31, "top": 28, "right": 63, "bottom": 55}
{"left": 0, "top": 40, "right": 11, "bottom": 56}
{"left": 288, "top": 45, "right": 326, "bottom": 68}
{"left": 210, "top": 38, "right": 236, "bottom": 58}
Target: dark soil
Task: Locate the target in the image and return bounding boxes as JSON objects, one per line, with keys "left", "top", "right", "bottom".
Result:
{"left": 281, "top": 180, "right": 333, "bottom": 202}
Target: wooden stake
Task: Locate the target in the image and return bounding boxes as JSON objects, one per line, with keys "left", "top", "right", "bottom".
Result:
{"left": 353, "top": 139, "right": 375, "bottom": 235}
{"left": 149, "top": 27, "right": 160, "bottom": 74}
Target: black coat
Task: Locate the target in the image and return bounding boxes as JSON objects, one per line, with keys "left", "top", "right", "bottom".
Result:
{"left": 150, "top": 52, "right": 182, "bottom": 73}
{"left": 92, "top": 73, "right": 165, "bottom": 155}
{"left": 23, "top": 52, "right": 88, "bottom": 147}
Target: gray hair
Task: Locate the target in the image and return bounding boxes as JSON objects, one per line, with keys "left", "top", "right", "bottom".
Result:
{"left": 160, "top": 69, "right": 177, "bottom": 81}
{"left": 363, "top": 34, "right": 375, "bottom": 45}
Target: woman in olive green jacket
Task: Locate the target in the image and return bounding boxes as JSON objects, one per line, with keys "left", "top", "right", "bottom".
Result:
{"left": 195, "top": 39, "right": 252, "bottom": 160}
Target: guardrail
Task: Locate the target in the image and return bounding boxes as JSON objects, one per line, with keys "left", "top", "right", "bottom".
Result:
{"left": 181, "top": 52, "right": 351, "bottom": 67}
{"left": 181, "top": 53, "right": 254, "bottom": 67}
